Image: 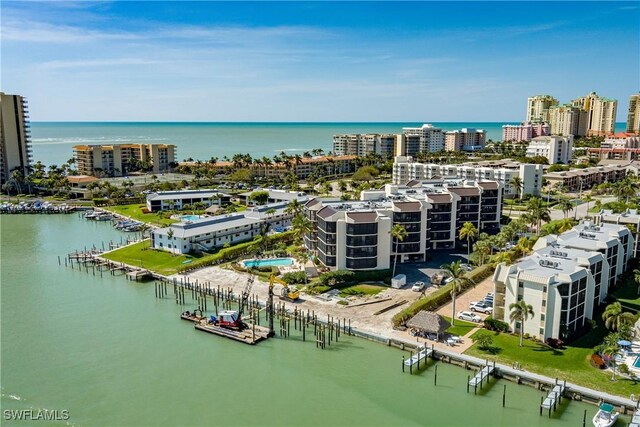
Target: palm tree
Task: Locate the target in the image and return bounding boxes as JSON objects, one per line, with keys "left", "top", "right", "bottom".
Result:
{"left": 634, "top": 268, "right": 640, "bottom": 295}
{"left": 440, "top": 260, "right": 474, "bottom": 326}
{"left": 526, "top": 197, "right": 550, "bottom": 235}
{"left": 509, "top": 299, "right": 535, "bottom": 347}
{"left": 583, "top": 194, "right": 594, "bottom": 218}
{"left": 472, "top": 239, "right": 492, "bottom": 265}
{"left": 458, "top": 222, "right": 478, "bottom": 259}
{"left": 558, "top": 197, "right": 574, "bottom": 219}
{"left": 291, "top": 213, "right": 313, "bottom": 244}
{"left": 390, "top": 224, "right": 408, "bottom": 278}
{"left": 509, "top": 176, "right": 523, "bottom": 200}
{"left": 285, "top": 199, "right": 303, "bottom": 216}
{"left": 601, "top": 342, "right": 621, "bottom": 381}
{"left": 602, "top": 302, "right": 636, "bottom": 332}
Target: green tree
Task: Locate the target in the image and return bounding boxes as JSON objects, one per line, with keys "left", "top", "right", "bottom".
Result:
{"left": 248, "top": 190, "right": 269, "bottom": 205}
{"left": 526, "top": 197, "right": 550, "bottom": 235}
{"left": 291, "top": 213, "right": 313, "bottom": 244}
{"left": 509, "top": 176, "right": 523, "bottom": 201}
{"left": 557, "top": 197, "right": 574, "bottom": 219}
{"left": 602, "top": 302, "right": 636, "bottom": 332}
{"left": 440, "top": 260, "right": 474, "bottom": 326}
{"left": 601, "top": 341, "right": 621, "bottom": 381}
{"left": 472, "top": 331, "right": 494, "bottom": 351}
{"left": 458, "top": 222, "right": 478, "bottom": 259}
{"left": 509, "top": 299, "right": 534, "bottom": 347}
{"left": 390, "top": 224, "right": 408, "bottom": 278}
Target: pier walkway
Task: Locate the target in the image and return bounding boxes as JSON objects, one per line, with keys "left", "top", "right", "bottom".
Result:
{"left": 468, "top": 362, "right": 495, "bottom": 389}
{"left": 540, "top": 381, "right": 566, "bottom": 416}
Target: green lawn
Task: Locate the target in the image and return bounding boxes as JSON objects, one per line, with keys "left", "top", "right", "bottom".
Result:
{"left": 102, "top": 204, "right": 177, "bottom": 227}
{"left": 338, "top": 283, "right": 388, "bottom": 297}
{"left": 465, "top": 327, "right": 639, "bottom": 398}
{"left": 612, "top": 276, "right": 640, "bottom": 312}
{"left": 442, "top": 316, "right": 478, "bottom": 337}
{"left": 102, "top": 240, "right": 195, "bottom": 275}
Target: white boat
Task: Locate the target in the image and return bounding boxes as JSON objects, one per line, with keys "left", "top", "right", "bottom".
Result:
{"left": 592, "top": 403, "right": 619, "bottom": 427}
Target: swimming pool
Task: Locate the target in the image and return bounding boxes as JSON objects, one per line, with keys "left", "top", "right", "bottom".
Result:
{"left": 634, "top": 356, "right": 640, "bottom": 369}
{"left": 181, "top": 215, "right": 202, "bottom": 222}
{"left": 243, "top": 258, "right": 294, "bottom": 268}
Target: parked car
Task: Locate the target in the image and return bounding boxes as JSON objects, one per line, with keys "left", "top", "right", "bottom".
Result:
{"left": 457, "top": 311, "right": 482, "bottom": 323}
{"left": 411, "top": 281, "right": 426, "bottom": 292}
{"left": 469, "top": 301, "right": 493, "bottom": 314}
{"left": 460, "top": 263, "right": 473, "bottom": 272}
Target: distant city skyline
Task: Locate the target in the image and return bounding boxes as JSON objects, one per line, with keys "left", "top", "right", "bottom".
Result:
{"left": 2, "top": 1, "right": 638, "bottom": 122}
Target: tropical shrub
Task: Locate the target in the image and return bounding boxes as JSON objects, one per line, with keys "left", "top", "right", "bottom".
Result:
{"left": 281, "top": 271, "right": 307, "bottom": 284}
{"left": 484, "top": 316, "right": 510, "bottom": 332}
{"left": 590, "top": 354, "right": 606, "bottom": 369}
{"left": 545, "top": 337, "right": 565, "bottom": 349}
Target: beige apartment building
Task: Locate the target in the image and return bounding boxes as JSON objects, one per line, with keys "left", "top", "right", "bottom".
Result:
{"left": 526, "top": 95, "right": 559, "bottom": 123}
{"left": 547, "top": 105, "right": 588, "bottom": 137}
{"left": 444, "top": 128, "right": 486, "bottom": 151}
{"left": 332, "top": 134, "right": 395, "bottom": 157}
{"left": 395, "top": 124, "right": 445, "bottom": 156}
{"left": 0, "top": 92, "right": 32, "bottom": 184}
{"left": 627, "top": 93, "right": 640, "bottom": 134}
{"left": 571, "top": 92, "right": 617, "bottom": 136}
{"left": 73, "top": 143, "right": 176, "bottom": 177}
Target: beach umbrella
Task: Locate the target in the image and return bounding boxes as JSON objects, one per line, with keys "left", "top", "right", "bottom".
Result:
{"left": 617, "top": 340, "right": 632, "bottom": 347}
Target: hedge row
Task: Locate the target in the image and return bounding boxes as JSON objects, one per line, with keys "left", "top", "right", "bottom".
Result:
{"left": 176, "top": 231, "right": 295, "bottom": 273}
{"left": 317, "top": 269, "right": 392, "bottom": 287}
{"left": 391, "top": 264, "right": 495, "bottom": 328}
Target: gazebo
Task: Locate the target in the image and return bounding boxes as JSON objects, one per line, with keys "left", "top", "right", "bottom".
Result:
{"left": 407, "top": 311, "right": 450, "bottom": 341}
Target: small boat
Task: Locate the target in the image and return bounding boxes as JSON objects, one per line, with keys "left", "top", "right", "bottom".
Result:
{"left": 592, "top": 403, "right": 619, "bottom": 427}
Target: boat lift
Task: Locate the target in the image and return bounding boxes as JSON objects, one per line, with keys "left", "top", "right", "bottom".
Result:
{"left": 539, "top": 379, "right": 566, "bottom": 417}
{"left": 467, "top": 361, "right": 496, "bottom": 394}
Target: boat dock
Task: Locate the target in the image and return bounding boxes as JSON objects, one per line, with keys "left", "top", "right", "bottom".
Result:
{"left": 194, "top": 320, "right": 270, "bottom": 345}
{"left": 467, "top": 361, "right": 496, "bottom": 394}
{"left": 402, "top": 344, "right": 433, "bottom": 373}
{"left": 540, "top": 380, "right": 566, "bottom": 416}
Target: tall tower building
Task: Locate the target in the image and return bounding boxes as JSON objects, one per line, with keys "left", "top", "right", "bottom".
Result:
{"left": 547, "top": 105, "right": 588, "bottom": 137}
{"left": 571, "top": 92, "right": 617, "bottom": 136}
{"left": 526, "top": 95, "right": 559, "bottom": 123}
{"left": 0, "top": 93, "right": 32, "bottom": 184}
{"left": 627, "top": 93, "right": 640, "bottom": 134}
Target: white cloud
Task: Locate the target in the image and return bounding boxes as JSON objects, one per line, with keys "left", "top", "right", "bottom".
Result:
{"left": 39, "top": 58, "right": 163, "bottom": 69}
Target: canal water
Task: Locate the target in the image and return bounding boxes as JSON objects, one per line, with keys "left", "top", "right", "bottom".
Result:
{"left": 0, "top": 215, "right": 609, "bottom": 426}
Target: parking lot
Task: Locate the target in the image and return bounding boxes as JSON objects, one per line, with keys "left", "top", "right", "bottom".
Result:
{"left": 395, "top": 250, "right": 469, "bottom": 289}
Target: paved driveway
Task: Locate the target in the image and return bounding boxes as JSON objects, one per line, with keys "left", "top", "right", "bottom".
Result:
{"left": 395, "top": 250, "right": 468, "bottom": 287}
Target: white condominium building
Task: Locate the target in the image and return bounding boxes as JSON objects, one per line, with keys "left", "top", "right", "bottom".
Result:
{"left": 494, "top": 221, "right": 633, "bottom": 341}
{"left": 627, "top": 93, "right": 640, "bottom": 134}
{"left": 0, "top": 92, "right": 32, "bottom": 184}
{"left": 304, "top": 179, "right": 502, "bottom": 270}
{"left": 444, "top": 128, "right": 486, "bottom": 151}
{"left": 595, "top": 209, "right": 640, "bottom": 257}
{"left": 332, "top": 134, "right": 396, "bottom": 157}
{"left": 526, "top": 135, "right": 573, "bottom": 164}
{"left": 571, "top": 92, "right": 618, "bottom": 137}
{"left": 396, "top": 124, "right": 445, "bottom": 156}
{"left": 527, "top": 95, "right": 559, "bottom": 123}
{"left": 151, "top": 202, "right": 294, "bottom": 254}
{"left": 494, "top": 245, "right": 607, "bottom": 342}
{"left": 392, "top": 156, "right": 543, "bottom": 198}
{"left": 146, "top": 189, "right": 232, "bottom": 212}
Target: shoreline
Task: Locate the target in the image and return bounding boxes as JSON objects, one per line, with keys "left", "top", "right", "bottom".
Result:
{"left": 86, "top": 249, "right": 638, "bottom": 410}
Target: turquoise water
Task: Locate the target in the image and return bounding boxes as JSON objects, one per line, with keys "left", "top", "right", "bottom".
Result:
{"left": 0, "top": 215, "right": 623, "bottom": 426}
{"left": 31, "top": 121, "right": 627, "bottom": 167}
{"left": 181, "top": 214, "right": 202, "bottom": 222}
{"left": 634, "top": 356, "right": 640, "bottom": 368}
{"left": 243, "top": 257, "right": 294, "bottom": 267}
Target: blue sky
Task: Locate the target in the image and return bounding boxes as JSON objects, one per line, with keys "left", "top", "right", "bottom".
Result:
{"left": 2, "top": 1, "right": 638, "bottom": 121}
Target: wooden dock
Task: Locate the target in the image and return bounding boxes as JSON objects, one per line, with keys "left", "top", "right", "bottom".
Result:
{"left": 194, "top": 320, "right": 270, "bottom": 345}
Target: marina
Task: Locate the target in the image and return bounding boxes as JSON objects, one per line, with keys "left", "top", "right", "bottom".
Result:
{"left": 1, "top": 215, "right": 636, "bottom": 426}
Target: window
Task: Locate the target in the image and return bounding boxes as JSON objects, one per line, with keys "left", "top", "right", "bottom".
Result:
{"left": 542, "top": 299, "right": 546, "bottom": 307}
{"left": 518, "top": 282, "right": 524, "bottom": 288}
{"left": 540, "top": 314, "right": 545, "bottom": 321}
{"left": 539, "top": 328, "right": 544, "bottom": 335}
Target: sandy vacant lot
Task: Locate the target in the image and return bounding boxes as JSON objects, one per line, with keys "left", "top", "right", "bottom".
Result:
{"left": 172, "top": 265, "right": 495, "bottom": 353}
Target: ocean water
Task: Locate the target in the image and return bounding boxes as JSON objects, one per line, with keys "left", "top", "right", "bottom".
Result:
{"left": 0, "top": 214, "right": 612, "bottom": 426}
{"left": 31, "top": 122, "right": 626, "bottom": 167}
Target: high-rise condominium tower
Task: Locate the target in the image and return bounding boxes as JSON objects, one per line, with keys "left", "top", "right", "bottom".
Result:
{"left": 0, "top": 92, "right": 32, "bottom": 184}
